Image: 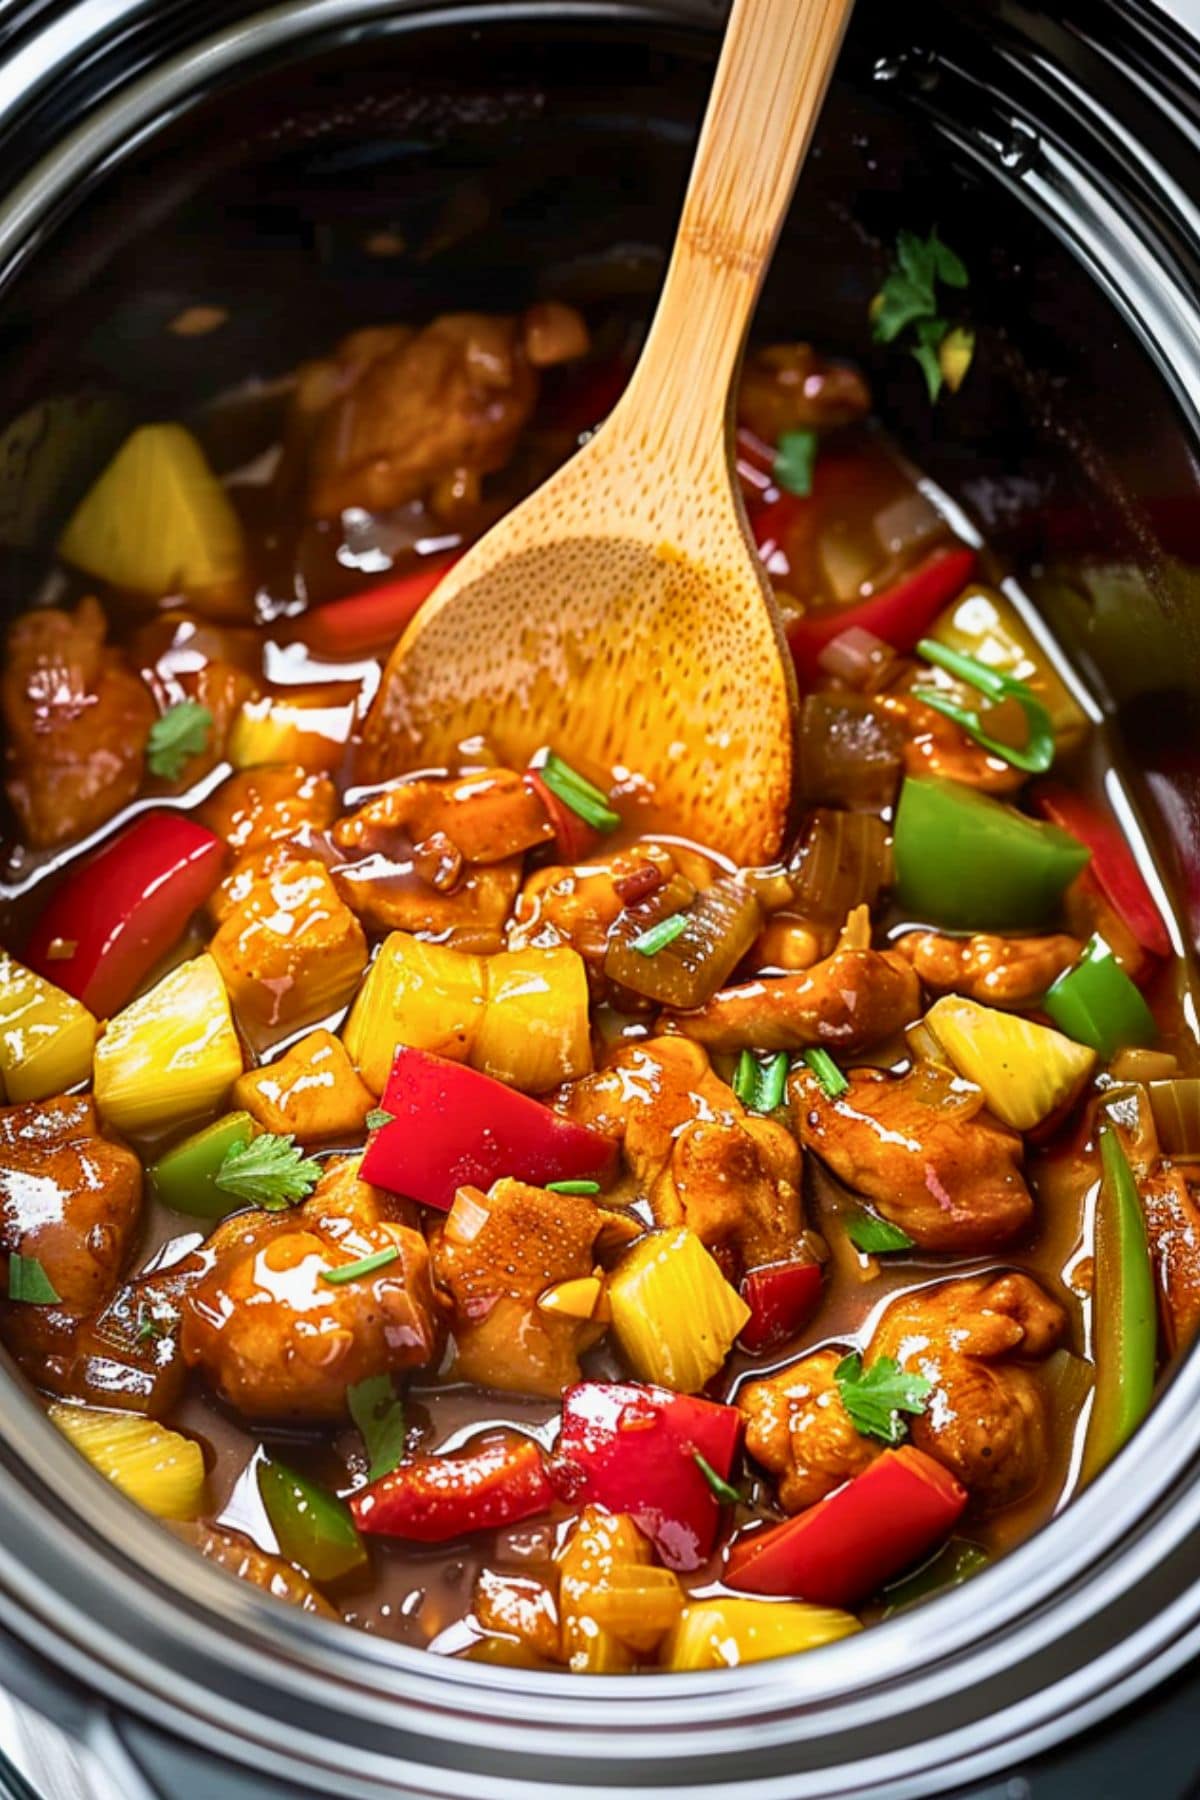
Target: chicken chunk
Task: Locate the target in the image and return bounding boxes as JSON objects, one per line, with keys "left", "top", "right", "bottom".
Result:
{"left": 1140, "top": 1165, "right": 1200, "bottom": 1355}
{"left": 508, "top": 847, "right": 680, "bottom": 976}
{"left": 895, "top": 930, "right": 1082, "bottom": 1009}
{"left": 558, "top": 1037, "right": 804, "bottom": 1270}
{"left": 662, "top": 945, "right": 920, "bottom": 1055}
{"left": 428, "top": 1177, "right": 621, "bottom": 1398}
{"left": 210, "top": 859, "right": 367, "bottom": 1040}
{"left": 737, "top": 343, "right": 871, "bottom": 441}
{"left": 0, "top": 1095, "right": 142, "bottom": 1385}
{"left": 233, "top": 1029, "right": 376, "bottom": 1142}
{"left": 303, "top": 306, "right": 588, "bottom": 520}
{"left": 176, "top": 1521, "right": 339, "bottom": 1618}
{"left": 201, "top": 765, "right": 339, "bottom": 859}
{"left": 3, "top": 596, "right": 156, "bottom": 847}
{"left": 742, "top": 1272, "right": 1066, "bottom": 1514}
{"left": 792, "top": 1066, "right": 1033, "bottom": 1251}
{"left": 180, "top": 1157, "right": 441, "bottom": 1418}
{"left": 334, "top": 770, "right": 551, "bottom": 865}
{"left": 879, "top": 691, "right": 1026, "bottom": 795}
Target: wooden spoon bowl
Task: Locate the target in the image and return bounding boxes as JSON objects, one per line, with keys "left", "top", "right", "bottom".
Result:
{"left": 361, "top": 0, "right": 855, "bottom": 867}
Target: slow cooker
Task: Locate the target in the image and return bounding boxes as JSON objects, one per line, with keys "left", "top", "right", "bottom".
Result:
{"left": 2, "top": 0, "right": 1200, "bottom": 1794}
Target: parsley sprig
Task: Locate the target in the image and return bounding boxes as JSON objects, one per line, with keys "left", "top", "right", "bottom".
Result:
{"left": 834, "top": 1351, "right": 934, "bottom": 1445}
{"left": 147, "top": 699, "right": 213, "bottom": 779}
{"left": 871, "top": 228, "right": 973, "bottom": 401}
{"left": 216, "top": 1131, "right": 321, "bottom": 1211}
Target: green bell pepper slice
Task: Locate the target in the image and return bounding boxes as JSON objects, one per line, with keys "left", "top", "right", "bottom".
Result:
{"left": 881, "top": 1539, "right": 990, "bottom": 1616}
{"left": 149, "top": 1111, "right": 256, "bottom": 1218}
{"left": 913, "top": 636, "right": 1056, "bottom": 774}
{"left": 1043, "top": 935, "right": 1157, "bottom": 1061}
{"left": 894, "top": 776, "right": 1091, "bottom": 930}
{"left": 258, "top": 1457, "right": 367, "bottom": 1583}
{"left": 1080, "top": 1125, "right": 1157, "bottom": 1484}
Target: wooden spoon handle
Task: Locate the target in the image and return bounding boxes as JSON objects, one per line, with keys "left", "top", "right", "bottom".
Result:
{"left": 616, "top": 0, "right": 856, "bottom": 467}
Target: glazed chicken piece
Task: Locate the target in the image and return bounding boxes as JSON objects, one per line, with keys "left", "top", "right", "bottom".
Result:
{"left": 3, "top": 596, "right": 156, "bottom": 847}
{"left": 329, "top": 770, "right": 541, "bottom": 946}
{"left": 233, "top": 1029, "right": 376, "bottom": 1142}
{"left": 429, "top": 1177, "right": 635, "bottom": 1399}
{"left": 737, "top": 343, "right": 871, "bottom": 441}
{"left": 210, "top": 859, "right": 368, "bottom": 1040}
{"left": 301, "top": 304, "right": 589, "bottom": 521}
{"left": 879, "top": 691, "right": 1026, "bottom": 795}
{"left": 1140, "top": 1165, "right": 1200, "bottom": 1355}
{"left": 0, "top": 1095, "right": 142, "bottom": 1387}
{"left": 662, "top": 943, "right": 920, "bottom": 1055}
{"left": 740, "top": 1271, "right": 1066, "bottom": 1514}
{"left": 202, "top": 765, "right": 339, "bottom": 924}
{"left": 180, "top": 1157, "right": 441, "bottom": 1418}
{"left": 558, "top": 1037, "right": 804, "bottom": 1270}
{"left": 508, "top": 846, "right": 682, "bottom": 980}
{"left": 176, "top": 1522, "right": 340, "bottom": 1619}
{"left": 895, "top": 929, "right": 1082, "bottom": 1009}
{"left": 792, "top": 1065, "right": 1033, "bottom": 1251}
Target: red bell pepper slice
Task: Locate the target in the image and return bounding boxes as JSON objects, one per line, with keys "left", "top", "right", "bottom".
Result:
{"left": 24, "top": 813, "right": 225, "bottom": 1019}
{"left": 524, "top": 770, "right": 598, "bottom": 863}
{"left": 299, "top": 554, "right": 461, "bottom": 658}
{"left": 726, "top": 1445, "right": 967, "bottom": 1608}
{"left": 1033, "top": 783, "right": 1171, "bottom": 960}
{"left": 360, "top": 1046, "right": 617, "bottom": 1210}
{"left": 550, "top": 1380, "right": 743, "bottom": 1572}
{"left": 787, "top": 544, "right": 978, "bottom": 687}
{"left": 738, "top": 1259, "right": 823, "bottom": 1354}
{"left": 351, "top": 1434, "right": 553, "bottom": 1542}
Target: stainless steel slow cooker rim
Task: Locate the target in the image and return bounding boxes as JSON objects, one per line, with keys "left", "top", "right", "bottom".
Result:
{"left": 1, "top": 0, "right": 1199, "bottom": 1791}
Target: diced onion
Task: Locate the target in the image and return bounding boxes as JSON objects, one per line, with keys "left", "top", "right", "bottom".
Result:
{"left": 1148, "top": 1078, "right": 1200, "bottom": 1159}
{"left": 816, "top": 625, "right": 895, "bottom": 689}
{"left": 790, "top": 811, "right": 892, "bottom": 925}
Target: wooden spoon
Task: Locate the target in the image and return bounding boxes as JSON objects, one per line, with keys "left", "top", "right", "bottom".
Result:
{"left": 361, "top": 0, "right": 856, "bottom": 865}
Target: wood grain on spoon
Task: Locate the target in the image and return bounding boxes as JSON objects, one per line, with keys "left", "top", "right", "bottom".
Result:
{"left": 362, "top": 0, "right": 856, "bottom": 865}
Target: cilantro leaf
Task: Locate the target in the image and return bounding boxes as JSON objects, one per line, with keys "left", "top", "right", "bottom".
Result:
{"left": 348, "top": 1373, "right": 407, "bottom": 1483}
{"left": 871, "top": 228, "right": 971, "bottom": 401}
{"left": 147, "top": 700, "right": 213, "bottom": 779}
{"left": 6, "top": 1253, "right": 60, "bottom": 1305}
{"left": 215, "top": 1132, "right": 321, "bottom": 1210}
{"left": 364, "top": 1108, "right": 395, "bottom": 1133}
{"left": 834, "top": 1351, "right": 934, "bottom": 1445}
{"left": 845, "top": 1212, "right": 915, "bottom": 1255}
{"left": 773, "top": 428, "right": 819, "bottom": 498}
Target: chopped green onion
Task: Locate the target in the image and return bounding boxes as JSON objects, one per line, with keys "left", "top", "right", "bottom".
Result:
{"left": 364, "top": 1107, "right": 395, "bottom": 1133}
{"left": 913, "top": 636, "right": 1055, "bottom": 775}
{"left": 734, "top": 1050, "right": 791, "bottom": 1113}
{"left": 539, "top": 751, "right": 621, "bottom": 833}
{"left": 6, "top": 1252, "right": 60, "bottom": 1305}
{"left": 802, "top": 1047, "right": 848, "bottom": 1099}
{"left": 882, "top": 1540, "right": 989, "bottom": 1616}
{"left": 630, "top": 912, "right": 689, "bottom": 957}
{"left": 320, "top": 1245, "right": 401, "bottom": 1286}
{"left": 732, "top": 1049, "right": 758, "bottom": 1107}
{"left": 147, "top": 700, "right": 213, "bottom": 780}
{"left": 845, "top": 1211, "right": 915, "bottom": 1255}
{"left": 545, "top": 1178, "right": 601, "bottom": 1195}
{"left": 692, "top": 1450, "right": 740, "bottom": 1504}
{"left": 773, "top": 428, "right": 818, "bottom": 498}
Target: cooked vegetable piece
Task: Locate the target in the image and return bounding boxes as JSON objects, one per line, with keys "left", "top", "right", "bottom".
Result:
{"left": 557, "top": 1507, "right": 658, "bottom": 1673}
{"left": 607, "top": 1228, "right": 750, "bottom": 1392}
{"left": 924, "top": 994, "right": 1096, "bottom": 1130}
{"left": 733, "top": 1049, "right": 790, "bottom": 1113}
{"left": 216, "top": 1131, "right": 321, "bottom": 1211}
{"left": 49, "top": 1402, "right": 207, "bottom": 1519}
{"left": 59, "top": 424, "right": 247, "bottom": 600}
{"left": 7, "top": 1254, "right": 60, "bottom": 1304}
{"left": 738, "top": 1260, "right": 823, "bottom": 1353}
{"left": 536, "top": 751, "right": 620, "bottom": 832}
{"left": 604, "top": 876, "right": 763, "bottom": 1008}
{"left": 1043, "top": 935, "right": 1158, "bottom": 1060}
{"left": 474, "top": 944, "right": 592, "bottom": 1091}
{"left": 300, "top": 555, "right": 459, "bottom": 656}
{"left": 795, "top": 691, "right": 904, "bottom": 809}
{"left": 929, "top": 587, "right": 1088, "bottom": 750}
{"left": 1034, "top": 784, "right": 1170, "bottom": 960}
{"left": 871, "top": 228, "right": 970, "bottom": 401}
{"left": 24, "top": 814, "right": 225, "bottom": 1019}
{"left": 552, "top": 1381, "right": 743, "bottom": 1572}
{"left": 258, "top": 1457, "right": 367, "bottom": 1581}
{"left": 787, "top": 545, "right": 976, "bottom": 685}
{"left": 1081, "top": 1126, "right": 1157, "bottom": 1482}
{"left": 347, "top": 1374, "right": 407, "bottom": 1484}
{"left": 912, "top": 636, "right": 1055, "bottom": 774}
{"left": 351, "top": 1434, "right": 554, "bottom": 1542}
{"left": 845, "top": 1212, "right": 914, "bottom": 1254}
{"left": 93, "top": 953, "right": 242, "bottom": 1134}
{"left": 664, "top": 1598, "right": 860, "bottom": 1669}
{"left": 726, "top": 1445, "right": 966, "bottom": 1606}
{"left": 894, "top": 776, "right": 1091, "bottom": 929}
{"left": 881, "top": 1540, "right": 989, "bottom": 1616}
{"left": 361, "top": 1046, "right": 615, "bottom": 1208}
{"left": 789, "top": 809, "right": 891, "bottom": 925}
{"left": 0, "top": 952, "right": 96, "bottom": 1102}
{"left": 149, "top": 1112, "right": 256, "bottom": 1217}
{"left": 774, "top": 428, "right": 818, "bottom": 497}
{"left": 228, "top": 687, "right": 358, "bottom": 775}
{"left": 1147, "top": 1078, "right": 1200, "bottom": 1158}
{"left": 802, "top": 1047, "right": 847, "bottom": 1099}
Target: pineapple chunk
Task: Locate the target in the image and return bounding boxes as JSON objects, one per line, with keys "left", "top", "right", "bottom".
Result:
{"left": 233, "top": 1028, "right": 375, "bottom": 1140}
{"left": 475, "top": 945, "right": 592, "bottom": 1092}
{"left": 925, "top": 994, "right": 1096, "bottom": 1130}
{"left": 608, "top": 1227, "right": 750, "bottom": 1392}
{"left": 558, "top": 1507, "right": 657, "bottom": 1673}
{"left": 58, "top": 424, "right": 246, "bottom": 602}
{"left": 48, "top": 1402, "right": 208, "bottom": 1519}
{"left": 664, "top": 1599, "right": 861, "bottom": 1669}
{"left": 342, "top": 933, "right": 487, "bottom": 1093}
{"left": 227, "top": 686, "right": 359, "bottom": 776}
{"left": 210, "top": 861, "right": 367, "bottom": 1043}
{"left": 0, "top": 951, "right": 96, "bottom": 1102}
{"left": 94, "top": 953, "right": 243, "bottom": 1134}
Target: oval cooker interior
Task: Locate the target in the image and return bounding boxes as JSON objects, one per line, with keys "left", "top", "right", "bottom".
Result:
{"left": 1, "top": 1, "right": 1199, "bottom": 1795}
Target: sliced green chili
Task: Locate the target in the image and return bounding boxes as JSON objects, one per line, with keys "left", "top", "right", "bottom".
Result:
{"left": 1080, "top": 1124, "right": 1157, "bottom": 1484}
{"left": 913, "top": 637, "right": 1055, "bottom": 775}
{"left": 257, "top": 1457, "right": 367, "bottom": 1581}
{"left": 539, "top": 752, "right": 620, "bottom": 832}
{"left": 545, "top": 1178, "right": 601, "bottom": 1195}
{"left": 320, "top": 1246, "right": 401, "bottom": 1286}
{"left": 149, "top": 1112, "right": 256, "bottom": 1219}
